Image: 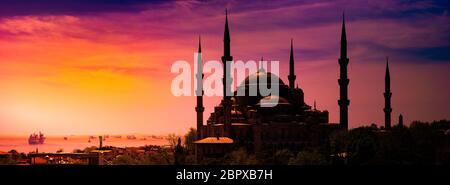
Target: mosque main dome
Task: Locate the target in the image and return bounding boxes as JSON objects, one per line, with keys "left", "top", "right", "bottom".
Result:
{"left": 241, "top": 69, "right": 286, "bottom": 87}
{"left": 234, "top": 69, "right": 294, "bottom": 107}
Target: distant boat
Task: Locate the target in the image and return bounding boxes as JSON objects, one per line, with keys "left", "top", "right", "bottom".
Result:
{"left": 28, "top": 132, "right": 45, "bottom": 145}
{"left": 127, "top": 135, "right": 136, "bottom": 140}
{"left": 63, "top": 137, "right": 68, "bottom": 140}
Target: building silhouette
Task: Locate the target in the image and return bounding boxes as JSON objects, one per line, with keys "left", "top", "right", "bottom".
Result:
{"left": 194, "top": 11, "right": 347, "bottom": 159}
{"left": 221, "top": 9, "right": 233, "bottom": 138}
{"left": 384, "top": 57, "right": 392, "bottom": 129}
{"left": 338, "top": 13, "right": 350, "bottom": 130}
{"left": 398, "top": 114, "right": 404, "bottom": 127}
{"left": 196, "top": 36, "right": 205, "bottom": 140}
{"left": 288, "top": 39, "right": 296, "bottom": 90}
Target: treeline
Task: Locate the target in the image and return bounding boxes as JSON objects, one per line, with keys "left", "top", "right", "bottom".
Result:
{"left": 330, "top": 120, "right": 450, "bottom": 165}
{"left": 0, "top": 150, "right": 26, "bottom": 165}
{"left": 186, "top": 120, "right": 450, "bottom": 165}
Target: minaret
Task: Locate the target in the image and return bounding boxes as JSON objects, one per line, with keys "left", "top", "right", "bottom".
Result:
{"left": 398, "top": 114, "right": 403, "bottom": 127}
{"left": 259, "top": 57, "right": 265, "bottom": 71}
{"left": 338, "top": 13, "right": 350, "bottom": 130}
{"left": 195, "top": 36, "right": 204, "bottom": 140}
{"left": 221, "top": 9, "right": 233, "bottom": 137}
{"left": 288, "top": 39, "right": 296, "bottom": 90}
{"left": 384, "top": 57, "right": 392, "bottom": 130}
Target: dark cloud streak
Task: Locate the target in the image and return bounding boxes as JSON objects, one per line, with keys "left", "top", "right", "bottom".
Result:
{"left": 0, "top": 0, "right": 169, "bottom": 17}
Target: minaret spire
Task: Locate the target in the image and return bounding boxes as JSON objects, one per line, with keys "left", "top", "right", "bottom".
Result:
{"left": 195, "top": 35, "right": 204, "bottom": 140}
{"left": 259, "top": 57, "right": 265, "bottom": 72}
{"left": 224, "top": 9, "right": 231, "bottom": 56}
{"left": 198, "top": 35, "right": 201, "bottom": 53}
{"left": 288, "top": 39, "right": 296, "bottom": 90}
{"left": 340, "top": 12, "right": 347, "bottom": 58}
{"left": 338, "top": 12, "right": 350, "bottom": 130}
{"left": 385, "top": 57, "right": 390, "bottom": 91}
{"left": 384, "top": 57, "right": 392, "bottom": 130}
{"left": 221, "top": 9, "right": 233, "bottom": 137}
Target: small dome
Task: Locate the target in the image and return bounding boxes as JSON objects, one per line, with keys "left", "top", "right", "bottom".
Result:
{"left": 231, "top": 110, "right": 243, "bottom": 116}
{"left": 231, "top": 97, "right": 236, "bottom": 104}
{"left": 257, "top": 95, "right": 291, "bottom": 107}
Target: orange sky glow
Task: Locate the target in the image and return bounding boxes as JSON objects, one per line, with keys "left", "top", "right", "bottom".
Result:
{"left": 0, "top": 1, "right": 449, "bottom": 136}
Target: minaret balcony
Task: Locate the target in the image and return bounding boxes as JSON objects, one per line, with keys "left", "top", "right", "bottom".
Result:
{"left": 195, "top": 107, "right": 205, "bottom": 112}
{"left": 383, "top": 107, "right": 392, "bottom": 113}
{"left": 338, "top": 78, "right": 349, "bottom": 86}
{"left": 338, "top": 58, "right": 349, "bottom": 65}
{"left": 288, "top": 75, "right": 296, "bottom": 81}
{"left": 384, "top": 92, "right": 392, "bottom": 98}
{"left": 338, "top": 99, "right": 350, "bottom": 106}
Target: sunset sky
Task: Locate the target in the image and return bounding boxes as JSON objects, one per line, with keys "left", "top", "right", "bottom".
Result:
{"left": 0, "top": 0, "right": 449, "bottom": 136}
